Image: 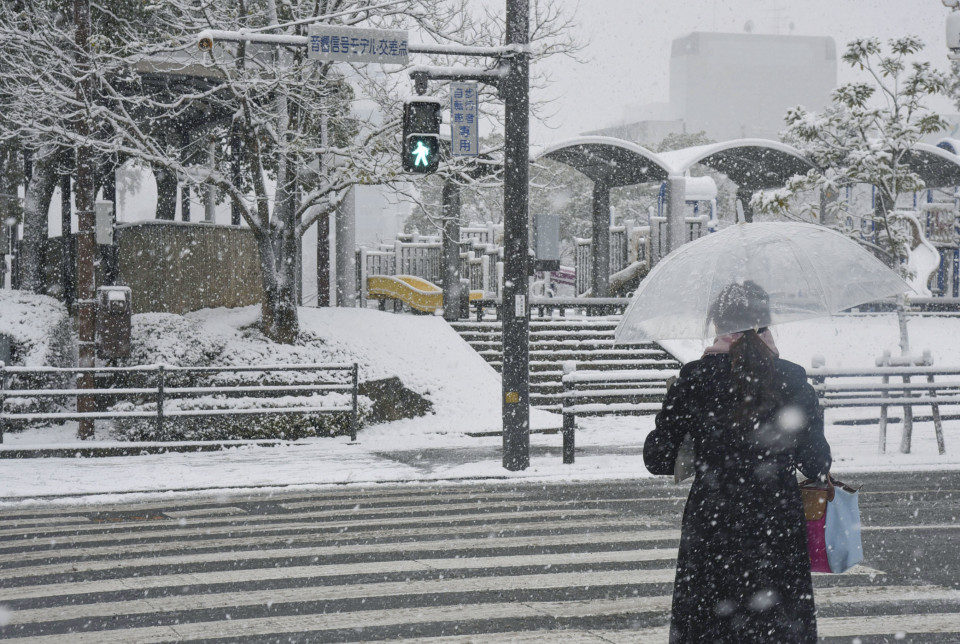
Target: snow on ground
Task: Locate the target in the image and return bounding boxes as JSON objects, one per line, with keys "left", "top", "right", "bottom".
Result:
{"left": 2, "top": 308, "right": 960, "bottom": 505}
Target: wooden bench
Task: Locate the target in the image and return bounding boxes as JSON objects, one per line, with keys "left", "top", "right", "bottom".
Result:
{"left": 807, "top": 353, "right": 954, "bottom": 455}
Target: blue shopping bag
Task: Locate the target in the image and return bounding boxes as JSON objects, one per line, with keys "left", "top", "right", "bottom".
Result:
{"left": 824, "top": 481, "right": 863, "bottom": 573}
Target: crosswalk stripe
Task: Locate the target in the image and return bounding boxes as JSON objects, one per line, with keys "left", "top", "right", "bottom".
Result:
{"left": 0, "top": 507, "right": 619, "bottom": 551}
{"left": 581, "top": 612, "right": 960, "bottom": 643}
{"left": 863, "top": 523, "right": 960, "bottom": 531}
{"left": 818, "top": 612, "right": 960, "bottom": 636}
{"left": 0, "top": 501, "right": 623, "bottom": 539}
{"left": 0, "top": 557, "right": 884, "bottom": 606}
{"left": 4, "top": 569, "right": 676, "bottom": 626}
{"left": 0, "top": 548, "right": 679, "bottom": 602}
{"left": 5, "top": 588, "right": 959, "bottom": 643}
{"left": 0, "top": 515, "right": 91, "bottom": 528}
{"left": 161, "top": 506, "right": 247, "bottom": 518}
{"left": 7, "top": 575, "right": 952, "bottom": 629}
{"left": 0, "top": 528, "right": 683, "bottom": 582}
{"left": 274, "top": 493, "right": 688, "bottom": 510}
{"left": 0, "top": 516, "right": 668, "bottom": 565}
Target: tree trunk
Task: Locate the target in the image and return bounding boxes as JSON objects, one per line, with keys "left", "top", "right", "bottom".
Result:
{"left": 20, "top": 150, "right": 57, "bottom": 293}
{"left": 154, "top": 166, "right": 177, "bottom": 221}
{"left": 255, "top": 222, "right": 300, "bottom": 344}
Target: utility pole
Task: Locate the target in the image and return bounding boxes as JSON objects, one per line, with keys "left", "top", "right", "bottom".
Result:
{"left": 500, "top": 0, "right": 530, "bottom": 470}
{"left": 74, "top": 0, "right": 96, "bottom": 439}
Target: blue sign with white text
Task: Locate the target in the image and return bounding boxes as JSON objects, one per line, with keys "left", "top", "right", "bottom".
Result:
{"left": 450, "top": 82, "right": 479, "bottom": 157}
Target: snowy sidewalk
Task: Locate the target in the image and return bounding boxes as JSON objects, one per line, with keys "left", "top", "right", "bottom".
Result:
{"left": 2, "top": 415, "right": 957, "bottom": 507}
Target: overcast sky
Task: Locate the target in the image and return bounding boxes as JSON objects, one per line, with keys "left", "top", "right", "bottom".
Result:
{"left": 528, "top": 0, "right": 957, "bottom": 147}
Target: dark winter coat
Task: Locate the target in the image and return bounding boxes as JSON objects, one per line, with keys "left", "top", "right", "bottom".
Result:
{"left": 644, "top": 354, "right": 832, "bottom": 644}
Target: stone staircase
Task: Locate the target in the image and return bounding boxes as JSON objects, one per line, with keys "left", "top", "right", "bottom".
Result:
{"left": 449, "top": 317, "right": 682, "bottom": 412}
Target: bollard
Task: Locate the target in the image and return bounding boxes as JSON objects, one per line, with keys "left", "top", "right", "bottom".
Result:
{"left": 561, "top": 362, "right": 576, "bottom": 464}
{"left": 156, "top": 365, "right": 166, "bottom": 436}
{"left": 350, "top": 363, "right": 359, "bottom": 442}
{"left": 0, "top": 361, "right": 5, "bottom": 444}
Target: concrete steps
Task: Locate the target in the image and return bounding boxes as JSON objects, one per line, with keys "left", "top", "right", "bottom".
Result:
{"left": 449, "top": 317, "right": 682, "bottom": 411}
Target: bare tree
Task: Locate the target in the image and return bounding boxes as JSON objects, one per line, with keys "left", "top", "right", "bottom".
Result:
{"left": 0, "top": 0, "right": 580, "bottom": 342}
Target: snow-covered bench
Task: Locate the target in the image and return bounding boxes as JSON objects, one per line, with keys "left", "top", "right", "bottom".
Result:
{"left": 807, "top": 356, "right": 956, "bottom": 454}
{"left": 560, "top": 364, "right": 677, "bottom": 463}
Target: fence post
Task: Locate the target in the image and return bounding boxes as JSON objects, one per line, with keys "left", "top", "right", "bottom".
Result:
{"left": 358, "top": 247, "right": 368, "bottom": 307}
{"left": 562, "top": 362, "right": 576, "bottom": 464}
{"left": 879, "top": 373, "right": 889, "bottom": 454}
{"left": 927, "top": 374, "right": 946, "bottom": 455}
{"left": 350, "top": 363, "right": 358, "bottom": 442}
{"left": 156, "top": 364, "right": 165, "bottom": 436}
{"left": 899, "top": 373, "right": 914, "bottom": 454}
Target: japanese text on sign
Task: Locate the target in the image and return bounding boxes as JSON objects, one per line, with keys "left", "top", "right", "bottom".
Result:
{"left": 307, "top": 25, "right": 408, "bottom": 65}
{"left": 450, "top": 82, "right": 479, "bottom": 157}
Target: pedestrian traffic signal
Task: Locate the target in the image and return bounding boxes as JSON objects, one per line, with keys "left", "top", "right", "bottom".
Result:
{"left": 402, "top": 98, "right": 442, "bottom": 173}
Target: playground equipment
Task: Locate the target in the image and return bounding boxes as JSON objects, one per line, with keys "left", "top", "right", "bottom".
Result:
{"left": 899, "top": 210, "right": 941, "bottom": 297}
{"left": 366, "top": 274, "right": 483, "bottom": 314}
{"left": 921, "top": 199, "right": 960, "bottom": 297}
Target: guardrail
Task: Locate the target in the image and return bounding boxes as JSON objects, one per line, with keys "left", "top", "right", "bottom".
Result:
{"left": 471, "top": 297, "right": 633, "bottom": 322}
{"left": 0, "top": 362, "right": 360, "bottom": 443}
{"left": 559, "top": 365, "right": 678, "bottom": 464}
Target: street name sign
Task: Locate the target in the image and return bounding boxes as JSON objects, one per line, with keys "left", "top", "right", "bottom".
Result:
{"left": 307, "top": 25, "right": 409, "bottom": 64}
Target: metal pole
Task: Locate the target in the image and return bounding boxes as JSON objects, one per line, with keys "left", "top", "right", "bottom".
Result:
{"left": 666, "top": 175, "right": 687, "bottom": 254}
{"left": 591, "top": 181, "right": 610, "bottom": 299}
{"left": 441, "top": 179, "right": 462, "bottom": 322}
{"left": 74, "top": 0, "right": 96, "bottom": 440}
{"left": 501, "top": 0, "right": 530, "bottom": 471}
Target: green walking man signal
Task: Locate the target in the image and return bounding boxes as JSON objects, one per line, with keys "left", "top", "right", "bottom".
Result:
{"left": 402, "top": 97, "right": 442, "bottom": 173}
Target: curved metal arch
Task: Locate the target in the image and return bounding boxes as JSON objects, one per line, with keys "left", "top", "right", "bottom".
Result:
{"left": 658, "top": 138, "right": 815, "bottom": 191}
{"left": 909, "top": 142, "right": 960, "bottom": 188}
{"left": 534, "top": 136, "right": 671, "bottom": 187}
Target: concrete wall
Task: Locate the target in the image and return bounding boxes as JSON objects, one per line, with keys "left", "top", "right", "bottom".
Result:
{"left": 116, "top": 221, "right": 263, "bottom": 314}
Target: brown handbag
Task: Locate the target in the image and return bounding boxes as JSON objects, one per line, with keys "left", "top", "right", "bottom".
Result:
{"left": 799, "top": 476, "right": 835, "bottom": 521}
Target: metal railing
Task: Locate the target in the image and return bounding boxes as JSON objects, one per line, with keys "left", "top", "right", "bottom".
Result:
{"left": 0, "top": 362, "right": 360, "bottom": 442}
{"left": 808, "top": 364, "right": 956, "bottom": 455}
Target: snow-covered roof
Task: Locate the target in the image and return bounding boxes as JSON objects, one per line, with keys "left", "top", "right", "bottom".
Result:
{"left": 658, "top": 139, "right": 814, "bottom": 190}
{"left": 535, "top": 136, "right": 814, "bottom": 190}
{"left": 936, "top": 138, "right": 960, "bottom": 155}
{"left": 907, "top": 142, "right": 960, "bottom": 188}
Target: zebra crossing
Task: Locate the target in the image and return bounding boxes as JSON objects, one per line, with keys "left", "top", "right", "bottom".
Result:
{"left": 0, "top": 480, "right": 958, "bottom": 642}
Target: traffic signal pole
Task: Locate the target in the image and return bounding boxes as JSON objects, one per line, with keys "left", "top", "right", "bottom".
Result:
{"left": 500, "top": 0, "right": 530, "bottom": 470}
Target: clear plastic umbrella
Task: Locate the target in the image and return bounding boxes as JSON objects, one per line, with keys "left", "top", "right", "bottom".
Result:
{"left": 614, "top": 222, "right": 912, "bottom": 343}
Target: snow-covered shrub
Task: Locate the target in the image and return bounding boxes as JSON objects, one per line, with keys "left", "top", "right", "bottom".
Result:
{"left": 123, "top": 313, "right": 229, "bottom": 367}
{"left": 0, "top": 290, "right": 74, "bottom": 367}
{"left": 110, "top": 394, "right": 372, "bottom": 441}
{"left": 0, "top": 290, "right": 75, "bottom": 429}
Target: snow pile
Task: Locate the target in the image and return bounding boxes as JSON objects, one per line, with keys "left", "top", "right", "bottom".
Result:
{"left": 0, "top": 290, "right": 74, "bottom": 367}
{"left": 121, "top": 306, "right": 557, "bottom": 438}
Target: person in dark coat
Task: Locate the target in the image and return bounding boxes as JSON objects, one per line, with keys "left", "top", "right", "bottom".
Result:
{"left": 644, "top": 281, "right": 832, "bottom": 644}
